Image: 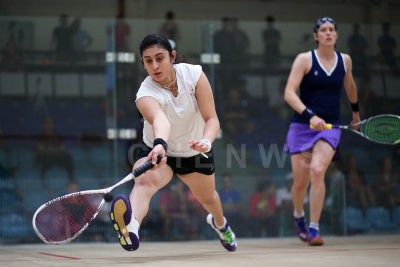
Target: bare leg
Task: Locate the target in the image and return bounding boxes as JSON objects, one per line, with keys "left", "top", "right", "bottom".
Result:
{"left": 178, "top": 172, "right": 225, "bottom": 227}
{"left": 291, "top": 150, "right": 312, "bottom": 215}
{"left": 309, "top": 141, "right": 336, "bottom": 223}
{"left": 129, "top": 158, "right": 174, "bottom": 224}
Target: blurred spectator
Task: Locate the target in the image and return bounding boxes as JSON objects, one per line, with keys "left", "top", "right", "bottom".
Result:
{"left": 217, "top": 173, "right": 243, "bottom": 230}
{"left": 377, "top": 22, "right": 397, "bottom": 67}
{"left": 159, "top": 180, "right": 198, "bottom": 240}
{"left": 71, "top": 18, "right": 93, "bottom": 52}
{"left": 262, "top": 15, "right": 281, "bottom": 65}
{"left": 223, "top": 87, "right": 255, "bottom": 145}
{"left": 185, "top": 187, "right": 205, "bottom": 240}
{"left": 90, "top": 182, "right": 113, "bottom": 242}
{"left": 249, "top": 180, "right": 279, "bottom": 237}
{"left": 324, "top": 162, "right": 345, "bottom": 233}
{"left": 375, "top": 156, "right": 399, "bottom": 209}
{"left": 107, "top": 16, "right": 131, "bottom": 51}
{"left": 214, "top": 17, "right": 236, "bottom": 65}
{"left": 231, "top": 18, "right": 250, "bottom": 64}
{"left": 325, "top": 162, "right": 344, "bottom": 210}
{"left": 298, "top": 33, "right": 315, "bottom": 53}
{"left": 1, "top": 40, "right": 24, "bottom": 71}
{"left": 358, "top": 77, "right": 377, "bottom": 118}
{"left": 345, "top": 155, "right": 376, "bottom": 210}
{"left": 158, "top": 11, "right": 181, "bottom": 47}
{"left": 269, "top": 79, "right": 291, "bottom": 120}
{"left": 35, "top": 116, "right": 74, "bottom": 180}
{"left": 66, "top": 180, "right": 79, "bottom": 193}
{"left": 347, "top": 23, "right": 368, "bottom": 73}
{"left": 50, "top": 14, "right": 73, "bottom": 59}
{"left": 276, "top": 172, "right": 294, "bottom": 214}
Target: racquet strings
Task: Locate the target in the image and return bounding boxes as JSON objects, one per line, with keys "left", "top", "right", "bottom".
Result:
{"left": 361, "top": 115, "right": 400, "bottom": 144}
{"left": 34, "top": 193, "right": 104, "bottom": 243}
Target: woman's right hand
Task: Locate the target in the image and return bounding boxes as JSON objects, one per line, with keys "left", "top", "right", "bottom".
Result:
{"left": 147, "top": 144, "right": 167, "bottom": 168}
{"left": 310, "top": 115, "right": 327, "bottom": 131}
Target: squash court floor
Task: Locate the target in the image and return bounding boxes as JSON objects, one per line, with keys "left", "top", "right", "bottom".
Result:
{"left": 1, "top": 235, "right": 399, "bottom": 267}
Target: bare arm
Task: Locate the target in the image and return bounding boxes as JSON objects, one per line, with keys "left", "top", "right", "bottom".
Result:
{"left": 136, "top": 96, "right": 170, "bottom": 165}
{"left": 343, "top": 53, "right": 361, "bottom": 126}
{"left": 190, "top": 71, "right": 220, "bottom": 153}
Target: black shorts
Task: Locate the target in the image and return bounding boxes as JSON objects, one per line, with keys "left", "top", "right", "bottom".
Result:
{"left": 129, "top": 141, "right": 215, "bottom": 175}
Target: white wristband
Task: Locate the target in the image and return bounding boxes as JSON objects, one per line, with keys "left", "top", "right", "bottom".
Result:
{"left": 200, "top": 139, "right": 212, "bottom": 152}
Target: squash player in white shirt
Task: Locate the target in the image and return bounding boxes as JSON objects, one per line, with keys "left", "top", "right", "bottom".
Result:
{"left": 109, "top": 34, "right": 237, "bottom": 252}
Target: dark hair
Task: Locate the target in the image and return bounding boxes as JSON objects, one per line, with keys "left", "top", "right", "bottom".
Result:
{"left": 266, "top": 15, "right": 275, "bottom": 23}
{"left": 166, "top": 11, "right": 175, "bottom": 20}
{"left": 139, "top": 34, "right": 173, "bottom": 57}
{"left": 313, "top": 16, "right": 337, "bottom": 33}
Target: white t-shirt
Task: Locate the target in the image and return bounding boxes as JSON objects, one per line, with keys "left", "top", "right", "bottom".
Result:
{"left": 136, "top": 63, "right": 205, "bottom": 157}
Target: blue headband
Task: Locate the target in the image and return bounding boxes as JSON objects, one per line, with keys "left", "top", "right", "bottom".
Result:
{"left": 314, "top": 17, "right": 337, "bottom": 33}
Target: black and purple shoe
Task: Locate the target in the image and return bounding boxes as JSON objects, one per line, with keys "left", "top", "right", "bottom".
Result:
{"left": 110, "top": 195, "right": 140, "bottom": 251}
{"left": 294, "top": 216, "right": 309, "bottom": 242}
{"left": 206, "top": 214, "right": 237, "bottom": 251}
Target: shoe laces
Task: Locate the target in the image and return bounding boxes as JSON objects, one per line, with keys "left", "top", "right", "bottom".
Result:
{"left": 222, "top": 227, "right": 234, "bottom": 244}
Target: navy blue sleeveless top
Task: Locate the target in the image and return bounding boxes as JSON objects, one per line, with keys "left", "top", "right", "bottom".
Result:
{"left": 291, "top": 50, "right": 346, "bottom": 125}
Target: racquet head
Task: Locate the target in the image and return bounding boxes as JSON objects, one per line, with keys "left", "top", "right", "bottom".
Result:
{"left": 32, "top": 190, "right": 106, "bottom": 245}
{"left": 360, "top": 114, "right": 400, "bottom": 145}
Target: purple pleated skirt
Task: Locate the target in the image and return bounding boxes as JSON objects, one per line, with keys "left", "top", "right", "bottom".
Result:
{"left": 284, "top": 122, "right": 341, "bottom": 154}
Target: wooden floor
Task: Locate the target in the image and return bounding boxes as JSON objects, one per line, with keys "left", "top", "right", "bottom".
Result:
{"left": 1, "top": 235, "right": 400, "bottom": 267}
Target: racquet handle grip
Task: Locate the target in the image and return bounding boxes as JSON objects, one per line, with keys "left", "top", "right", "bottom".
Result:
{"left": 310, "top": 123, "right": 333, "bottom": 130}
{"left": 132, "top": 155, "right": 163, "bottom": 177}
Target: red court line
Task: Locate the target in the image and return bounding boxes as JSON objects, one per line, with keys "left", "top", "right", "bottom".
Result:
{"left": 38, "top": 252, "right": 80, "bottom": 260}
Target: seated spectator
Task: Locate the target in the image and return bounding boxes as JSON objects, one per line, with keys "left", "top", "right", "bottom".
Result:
{"left": 35, "top": 116, "right": 74, "bottom": 180}
{"left": 217, "top": 173, "right": 243, "bottom": 230}
{"left": 276, "top": 172, "right": 294, "bottom": 215}
{"left": 84, "top": 182, "right": 113, "bottom": 242}
{"left": 249, "top": 180, "right": 279, "bottom": 237}
{"left": 223, "top": 87, "right": 256, "bottom": 145}
{"left": 375, "top": 156, "right": 399, "bottom": 209}
{"left": 345, "top": 155, "right": 376, "bottom": 210}
{"left": 159, "top": 180, "right": 198, "bottom": 240}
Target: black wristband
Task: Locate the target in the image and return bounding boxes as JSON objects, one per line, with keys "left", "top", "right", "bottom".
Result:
{"left": 153, "top": 138, "right": 168, "bottom": 152}
{"left": 301, "top": 107, "right": 316, "bottom": 121}
{"left": 350, "top": 102, "right": 360, "bottom": 112}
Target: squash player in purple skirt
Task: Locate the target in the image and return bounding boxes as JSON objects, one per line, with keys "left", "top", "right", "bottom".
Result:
{"left": 283, "top": 17, "right": 360, "bottom": 245}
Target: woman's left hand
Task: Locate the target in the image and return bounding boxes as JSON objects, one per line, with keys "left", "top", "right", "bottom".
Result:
{"left": 189, "top": 139, "right": 210, "bottom": 153}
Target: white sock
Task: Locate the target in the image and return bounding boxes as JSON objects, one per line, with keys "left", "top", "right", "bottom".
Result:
{"left": 293, "top": 210, "right": 305, "bottom": 218}
{"left": 215, "top": 217, "right": 227, "bottom": 230}
{"left": 309, "top": 222, "right": 319, "bottom": 231}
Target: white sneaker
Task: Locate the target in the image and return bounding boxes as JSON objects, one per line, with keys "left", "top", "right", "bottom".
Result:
{"left": 206, "top": 214, "right": 237, "bottom": 251}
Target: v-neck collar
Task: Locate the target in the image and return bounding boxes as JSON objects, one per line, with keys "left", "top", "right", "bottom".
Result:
{"left": 314, "top": 49, "right": 338, "bottom": 77}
